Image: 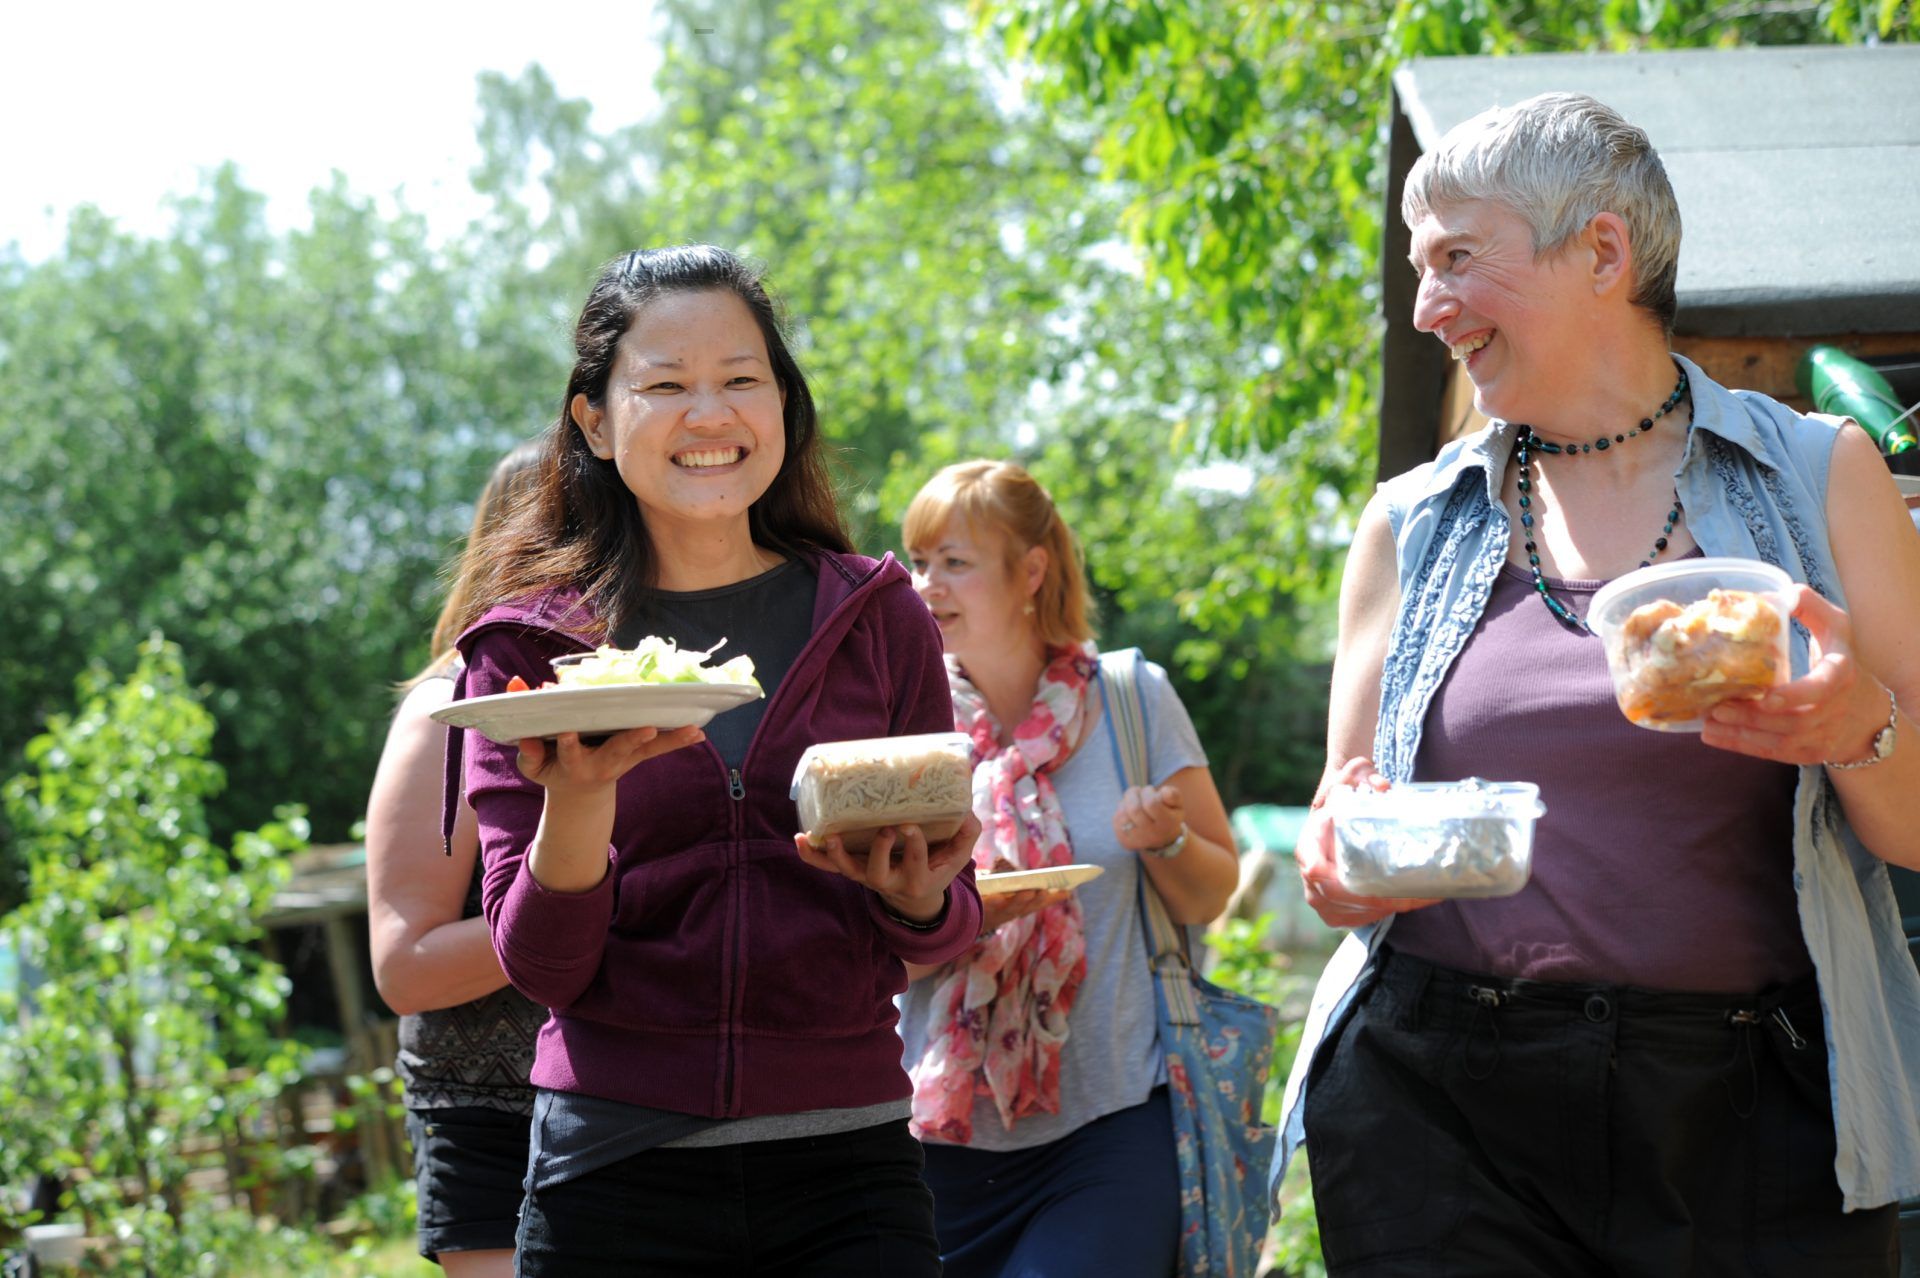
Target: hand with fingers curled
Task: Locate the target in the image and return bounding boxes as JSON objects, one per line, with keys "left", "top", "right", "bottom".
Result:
{"left": 515, "top": 724, "right": 710, "bottom": 798}
{"left": 1702, "top": 585, "right": 1898, "bottom": 768}
{"left": 795, "top": 811, "right": 983, "bottom": 924}
{"left": 1295, "top": 756, "right": 1442, "bottom": 929}
{"left": 1112, "top": 783, "right": 1186, "bottom": 853}
{"left": 975, "top": 856, "right": 1072, "bottom": 936}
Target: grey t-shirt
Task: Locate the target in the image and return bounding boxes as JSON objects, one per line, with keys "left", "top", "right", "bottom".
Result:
{"left": 895, "top": 658, "right": 1208, "bottom": 1151}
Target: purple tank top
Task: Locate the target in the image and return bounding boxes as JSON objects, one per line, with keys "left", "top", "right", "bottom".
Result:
{"left": 1387, "top": 559, "right": 1812, "bottom": 993}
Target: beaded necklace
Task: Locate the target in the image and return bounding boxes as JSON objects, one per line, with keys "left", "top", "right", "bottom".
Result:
{"left": 1513, "top": 365, "right": 1691, "bottom": 632}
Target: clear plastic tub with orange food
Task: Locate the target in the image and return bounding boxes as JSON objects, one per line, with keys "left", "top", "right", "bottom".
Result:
{"left": 1587, "top": 557, "right": 1795, "bottom": 732}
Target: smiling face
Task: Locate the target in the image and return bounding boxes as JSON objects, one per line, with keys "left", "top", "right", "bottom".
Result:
{"left": 1408, "top": 198, "right": 1595, "bottom": 425}
{"left": 571, "top": 288, "right": 786, "bottom": 539}
{"left": 906, "top": 520, "right": 1044, "bottom": 666}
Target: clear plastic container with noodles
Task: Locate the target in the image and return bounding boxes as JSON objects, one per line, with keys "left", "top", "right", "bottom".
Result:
{"left": 1329, "top": 779, "right": 1544, "bottom": 899}
{"left": 1588, "top": 558, "right": 1795, "bottom": 732}
{"left": 790, "top": 732, "right": 974, "bottom": 854}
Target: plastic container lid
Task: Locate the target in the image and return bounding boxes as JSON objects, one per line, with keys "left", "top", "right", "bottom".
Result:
{"left": 788, "top": 732, "right": 972, "bottom": 797}
{"left": 1588, "top": 556, "right": 1793, "bottom": 637}
{"left": 1327, "top": 779, "right": 1544, "bottom": 822}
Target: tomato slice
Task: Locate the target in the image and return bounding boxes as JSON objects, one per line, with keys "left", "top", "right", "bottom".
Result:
{"left": 504, "top": 675, "right": 531, "bottom": 693}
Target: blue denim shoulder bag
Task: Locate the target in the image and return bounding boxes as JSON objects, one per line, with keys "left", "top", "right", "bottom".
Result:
{"left": 1100, "top": 648, "right": 1278, "bottom": 1277}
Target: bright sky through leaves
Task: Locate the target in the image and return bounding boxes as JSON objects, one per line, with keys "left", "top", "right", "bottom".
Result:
{"left": 0, "top": 0, "right": 662, "bottom": 259}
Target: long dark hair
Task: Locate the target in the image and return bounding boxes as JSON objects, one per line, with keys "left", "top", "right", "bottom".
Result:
{"left": 460, "top": 246, "right": 851, "bottom": 639}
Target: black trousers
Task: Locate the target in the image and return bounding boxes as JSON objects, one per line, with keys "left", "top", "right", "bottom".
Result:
{"left": 1303, "top": 946, "right": 1898, "bottom": 1277}
{"left": 513, "top": 1118, "right": 940, "bottom": 1277}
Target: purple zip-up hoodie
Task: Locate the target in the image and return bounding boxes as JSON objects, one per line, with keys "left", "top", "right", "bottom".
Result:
{"left": 446, "top": 550, "right": 981, "bottom": 1118}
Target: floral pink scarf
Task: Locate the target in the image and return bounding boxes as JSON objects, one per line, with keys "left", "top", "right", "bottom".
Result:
{"left": 909, "top": 642, "right": 1097, "bottom": 1144}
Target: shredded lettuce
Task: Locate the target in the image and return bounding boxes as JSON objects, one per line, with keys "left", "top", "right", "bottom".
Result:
{"left": 552, "top": 637, "right": 760, "bottom": 690}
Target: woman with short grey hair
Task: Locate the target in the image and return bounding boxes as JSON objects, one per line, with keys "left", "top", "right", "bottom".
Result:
{"left": 1283, "top": 92, "right": 1920, "bottom": 1274}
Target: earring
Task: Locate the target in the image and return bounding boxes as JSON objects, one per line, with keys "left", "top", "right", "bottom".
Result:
{"left": 1022, "top": 603, "right": 1035, "bottom": 616}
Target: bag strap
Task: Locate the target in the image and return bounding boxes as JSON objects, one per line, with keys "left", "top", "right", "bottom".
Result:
{"left": 1098, "top": 648, "right": 1152, "bottom": 791}
{"left": 1097, "top": 649, "right": 1201, "bottom": 1026}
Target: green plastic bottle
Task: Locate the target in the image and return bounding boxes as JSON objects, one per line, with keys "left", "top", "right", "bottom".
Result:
{"left": 1795, "top": 345, "right": 1917, "bottom": 454}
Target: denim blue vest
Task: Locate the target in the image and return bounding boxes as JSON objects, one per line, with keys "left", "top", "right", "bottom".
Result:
{"left": 1274, "top": 355, "right": 1920, "bottom": 1212}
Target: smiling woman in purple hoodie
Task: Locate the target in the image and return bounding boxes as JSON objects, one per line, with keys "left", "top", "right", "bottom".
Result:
{"left": 440, "top": 245, "right": 983, "bottom": 1276}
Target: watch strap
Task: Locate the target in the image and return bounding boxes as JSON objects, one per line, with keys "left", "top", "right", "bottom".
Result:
{"left": 1824, "top": 684, "right": 1898, "bottom": 771}
{"left": 1139, "top": 821, "right": 1189, "bottom": 859}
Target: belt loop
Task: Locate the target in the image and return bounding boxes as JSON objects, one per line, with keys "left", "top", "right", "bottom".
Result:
{"left": 1723, "top": 1009, "right": 1763, "bottom": 1119}
{"left": 1463, "top": 984, "right": 1504, "bottom": 1081}
{"left": 1395, "top": 951, "right": 1434, "bottom": 1033}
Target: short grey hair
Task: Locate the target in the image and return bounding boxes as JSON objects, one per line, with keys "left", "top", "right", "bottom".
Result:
{"left": 1402, "top": 92, "right": 1682, "bottom": 334}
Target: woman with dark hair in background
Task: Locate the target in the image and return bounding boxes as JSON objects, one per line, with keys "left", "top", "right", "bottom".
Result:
{"left": 444, "top": 245, "right": 982, "bottom": 1276}
{"left": 366, "top": 438, "right": 545, "bottom": 1278}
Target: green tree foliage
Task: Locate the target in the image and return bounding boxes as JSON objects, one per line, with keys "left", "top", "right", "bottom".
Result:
{"left": 465, "top": 3, "right": 1333, "bottom": 804}
{"left": 24, "top": 0, "right": 1880, "bottom": 900}
{"left": 983, "top": 7, "right": 1908, "bottom": 1266}
{"left": 0, "top": 637, "right": 315, "bottom": 1270}
{"left": 464, "top": 2, "right": 1103, "bottom": 540}
{"left": 982, "top": 0, "right": 1908, "bottom": 575}
{"left": 0, "top": 170, "right": 531, "bottom": 896}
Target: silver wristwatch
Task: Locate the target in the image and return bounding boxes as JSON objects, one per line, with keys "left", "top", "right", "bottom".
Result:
{"left": 1139, "top": 821, "right": 1189, "bottom": 859}
{"left": 1825, "top": 686, "right": 1899, "bottom": 771}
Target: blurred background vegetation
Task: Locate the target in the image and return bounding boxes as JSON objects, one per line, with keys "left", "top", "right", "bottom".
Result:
{"left": 0, "top": 0, "right": 1909, "bottom": 1267}
{"left": 1, "top": 0, "right": 1899, "bottom": 908}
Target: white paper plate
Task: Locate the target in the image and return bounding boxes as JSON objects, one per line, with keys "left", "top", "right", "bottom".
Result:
{"left": 431, "top": 683, "right": 763, "bottom": 745}
{"left": 975, "top": 864, "right": 1105, "bottom": 896}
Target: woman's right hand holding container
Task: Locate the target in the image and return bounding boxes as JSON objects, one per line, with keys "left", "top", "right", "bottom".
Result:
{"left": 516, "top": 725, "right": 707, "bottom": 892}
{"left": 1295, "top": 756, "right": 1440, "bottom": 928}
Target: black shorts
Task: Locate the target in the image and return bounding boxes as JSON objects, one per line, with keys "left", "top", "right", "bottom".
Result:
{"left": 514, "top": 1118, "right": 940, "bottom": 1277}
{"left": 406, "top": 1105, "right": 532, "bottom": 1262}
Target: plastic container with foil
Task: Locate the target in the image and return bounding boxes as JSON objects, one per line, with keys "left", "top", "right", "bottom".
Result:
{"left": 790, "top": 732, "right": 974, "bottom": 853}
{"left": 1588, "top": 557, "right": 1795, "bottom": 732}
{"left": 1329, "top": 779, "right": 1544, "bottom": 899}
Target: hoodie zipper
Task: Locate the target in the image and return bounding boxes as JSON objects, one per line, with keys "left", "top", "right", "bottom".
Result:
{"left": 732, "top": 552, "right": 889, "bottom": 784}
{"left": 713, "top": 552, "right": 893, "bottom": 1117}
{"left": 720, "top": 761, "right": 746, "bottom": 1117}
